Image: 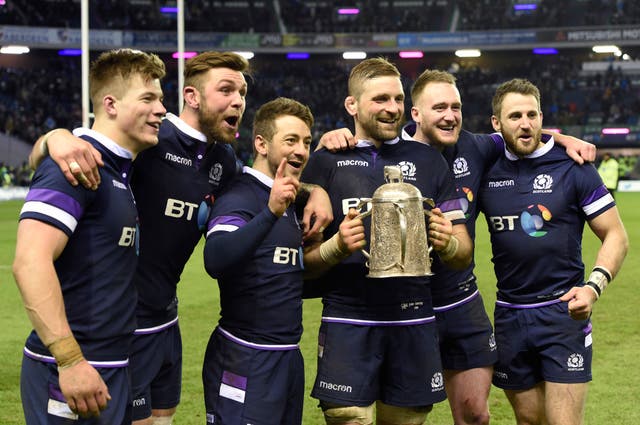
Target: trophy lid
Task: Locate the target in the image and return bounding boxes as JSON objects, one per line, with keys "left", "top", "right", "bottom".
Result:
{"left": 372, "top": 165, "right": 423, "bottom": 201}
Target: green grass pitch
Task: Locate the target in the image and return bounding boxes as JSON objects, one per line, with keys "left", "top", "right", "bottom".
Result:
{"left": 1, "top": 193, "right": 638, "bottom": 424}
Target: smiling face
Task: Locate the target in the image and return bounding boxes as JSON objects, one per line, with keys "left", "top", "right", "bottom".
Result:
{"left": 346, "top": 75, "right": 405, "bottom": 145}
{"left": 195, "top": 67, "right": 247, "bottom": 144}
{"left": 115, "top": 74, "right": 166, "bottom": 153}
{"left": 411, "top": 81, "right": 462, "bottom": 149}
{"left": 255, "top": 114, "right": 312, "bottom": 179}
{"left": 492, "top": 92, "right": 543, "bottom": 157}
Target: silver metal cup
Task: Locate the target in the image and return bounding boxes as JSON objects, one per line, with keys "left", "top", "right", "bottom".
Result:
{"left": 358, "top": 166, "right": 434, "bottom": 278}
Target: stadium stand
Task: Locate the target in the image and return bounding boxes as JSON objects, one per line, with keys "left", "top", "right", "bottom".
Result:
{"left": 2, "top": 0, "right": 640, "bottom": 178}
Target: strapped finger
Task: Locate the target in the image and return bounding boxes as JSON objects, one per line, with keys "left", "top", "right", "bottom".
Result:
{"left": 69, "top": 161, "right": 81, "bottom": 173}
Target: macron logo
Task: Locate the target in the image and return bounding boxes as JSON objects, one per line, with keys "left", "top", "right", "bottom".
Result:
{"left": 112, "top": 180, "right": 127, "bottom": 190}
{"left": 488, "top": 180, "right": 515, "bottom": 188}
{"left": 165, "top": 152, "right": 192, "bottom": 167}
{"left": 337, "top": 160, "right": 369, "bottom": 167}
{"left": 319, "top": 380, "right": 353, "bottom": 393}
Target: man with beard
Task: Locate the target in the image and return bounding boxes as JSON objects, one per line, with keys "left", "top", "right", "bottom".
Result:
{"left": 201, "top": 97, "right": 365, "bottom": 425}
{"left": 319, "top": 69, "right": 597, "bottom": 425}
{"left": 28, "top": 52, "right": 333, "bottom": 425}
{"left": 302, "top": 57, "right": 473, "bottom": 425}
{"left": 479, "top": 78, "right": 628, "bottom": 425}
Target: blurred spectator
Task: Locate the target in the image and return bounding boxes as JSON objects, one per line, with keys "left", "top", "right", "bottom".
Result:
{"left": 598, "top": 152, "right": 620, "bottom": 199}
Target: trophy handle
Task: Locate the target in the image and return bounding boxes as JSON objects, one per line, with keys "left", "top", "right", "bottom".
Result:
{"left": 355, "top": 199, "right": 372, "bottom": 259}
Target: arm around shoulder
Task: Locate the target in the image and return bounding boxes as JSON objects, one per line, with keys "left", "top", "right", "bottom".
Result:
{"left": 30, "top": 128, "right": 103, "bottom": 189}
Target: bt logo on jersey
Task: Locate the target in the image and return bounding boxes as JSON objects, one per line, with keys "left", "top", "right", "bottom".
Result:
{"left": 520, "top": 204, "right": 552, "bottom": 237}
{"left": 488, "top": 204, "right": 552, "bottom": 237}
{"left": 165, "top": 198, "right": 199, "bottom": 220}
{"left": 273, "top": 247, "right": 302, "bottom": 266}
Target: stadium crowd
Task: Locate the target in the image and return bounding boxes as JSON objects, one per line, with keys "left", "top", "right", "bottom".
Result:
{"left": 3, "top": 0, "right": 640, "bottom": 33}
{"left": 3, "top": 51, "right": 640, "bottom": 165}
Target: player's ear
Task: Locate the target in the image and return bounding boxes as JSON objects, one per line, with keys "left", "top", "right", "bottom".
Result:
{"left": 183, "top": 86, "right": 200, "bottom": 109}
{"left": 411, "top": 106, "right": 420, "bottom": 123}
{"left": 491, "top": 115, "right": 501, "bottom": 132}
{"left": 254, "top": 135, "right": 268, "bottom": 156}
{"left": 103, "top": 95, "right": 117, "bottom": 117}
{"left": 344, "top": 96, "right": 358, "bottom": 117}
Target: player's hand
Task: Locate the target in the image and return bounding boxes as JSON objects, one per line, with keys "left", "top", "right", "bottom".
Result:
{"left": 317, "top": 128, "right": 357, "bottom": 152}
{"left": 58, "top": 360, "right": 111, "bottom": 418}
{"left": 428, "top": 208, "right": 453, "bottom": 252}
{"left": 564, "top": 138, "right": 596, "bottom": 165}
{"left": 268, "top": 158, "right": 299, "bottom": 217}
{"left": 559, "top": 286, "right": 597, "bottom": 320}
{"left": 302, "top": 185, "right": 333, "bottom": 240}
{"left": 49, "top": 130, "right": 103, "bottom": 190}
{"left": 337, "top": 208, "right": 366, "bottom": 253}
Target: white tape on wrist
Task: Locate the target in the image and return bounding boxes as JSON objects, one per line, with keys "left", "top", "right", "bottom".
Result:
{"left": 438, "top": 235, "right": 459, "bottom": 261}
{"left": 319, "top": 232, "right": 349, "bottom": 266}
{"left": 586, "top": 266, "right": 612, "bottom": 299}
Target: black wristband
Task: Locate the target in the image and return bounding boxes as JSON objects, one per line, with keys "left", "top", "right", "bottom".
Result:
{"left": 585, "top": 281, "right": 602, "bottom": 298}
{"left": 592, "top": 266, "right": 612, "bottom": 283}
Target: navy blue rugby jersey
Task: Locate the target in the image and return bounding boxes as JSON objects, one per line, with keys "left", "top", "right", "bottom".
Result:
{"left": 402, "top": 124, "right": 502, "bottom": 307}
{"left": 478, "top": 138, "right": 615, "bottom": 305}
{"left": 20, "top": 128, "right": 138, "bottom": 362}
{"left": 131, "top": 113, "right": 239, "bottom": 327}
{"left": 204, "top": 168, "right": 304, "bottom": 345}
{"left": 301, "top": 138, "right": 465, "bottom": 322}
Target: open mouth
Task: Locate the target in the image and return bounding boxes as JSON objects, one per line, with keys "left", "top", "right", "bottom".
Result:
{"left": 287, "top": 160, "right": 303, "bottom": 169}
{"left": 224, "top": 116, "right": 239, "bottom": 127}
{"left": 438, "top": 125, "right": 456, "bottom": 132}
{"left": 379, "top": 117, "right": 397, "bottom": 125}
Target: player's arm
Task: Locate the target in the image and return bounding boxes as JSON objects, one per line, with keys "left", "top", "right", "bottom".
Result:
{"left": 303, "top": 208, "right": 366, "bottom": 278}
{"left": 12, "top": 219, "right": 110, "bottom": 417}
{"left": 30, "top": 129, "right": 103, "bottom": 189}
{"left": 205, "top": 159, "right": 298, "bottom": 276}
{"left": 428, "top": 208, "right": 473, "bottom": 270}
{"left": 298, "top": 183, "right": 334, "bottom": 240}
{"left": 560, "top": 206, "right": 628, "bottom": 320}
{"left": 204, "top": 208, "right": 278, "bottom": 277}
{"left": 543, "top": 130, "right": 596, "bottom": 164}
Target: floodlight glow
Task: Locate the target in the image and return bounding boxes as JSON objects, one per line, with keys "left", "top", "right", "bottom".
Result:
{"left": 160, "top": 7, "right": 178, "bottom": 13}
{"left": 514, "top": 4, "right": 537, "bottom": 10}
{"left": 338, "top": 8, "right": 360, "bottom": 15}
{"left": 58, "top": 49, "right": 82, "bottom": 56}
{"left": 533, "top": 48, "right": 558, "bottom": 55}
{"left": 399, "top": 51, "right": 424, "bottom": 59}
{"left": 287, "top": 52, "right": 310, "bottom": 60}
{"left": 0, "top": 0, "right": 6, "bottom": 5}
{"left": 0, "top": 45, "right": 29, "bottom": 54}
{"left": 592, "top": 45, "right": 620, "bottom": 53}
{"left": 172, "top": 52, "right": 198, "bottom": 59}
{"left": 602, "top": 128, "right": 630, "bottom": 135}
{"left": 343, "top": 51, "right": 367, "bottom": 60}
{"left": 544, "top": 128, "right": 562, "bottom": 133}
{"left": 455, "top": 49, "right": 481, "bottom": 58}
{"left": 234, "top": 51, "right": 255, "bottom": 59}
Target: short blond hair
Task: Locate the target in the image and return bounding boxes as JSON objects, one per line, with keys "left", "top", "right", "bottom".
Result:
{"left": 411, "top": 69, "right": 456, "bottom": 104}
{"left": 89, "top": 49, "right": 165, "bottom": 108}
{"left": 348, "top": 57, "right": 401, "bottom": 100}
